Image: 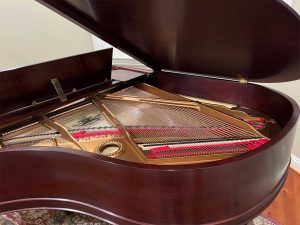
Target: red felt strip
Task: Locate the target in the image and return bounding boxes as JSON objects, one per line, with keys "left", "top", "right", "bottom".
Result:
{"left": 71, "top": 129, "right": 122, "bottom": 139}
{"left": 147, "top": 138, "right": 269, "bottom": 159}
{"left": 247, "top": 118, "right": 266, "bottom": 130}
{"left": 147, "top": 148, "right": 252, "bottom": 159}
{"left": 149, "top": 138, "right": 268, "bottom": 153}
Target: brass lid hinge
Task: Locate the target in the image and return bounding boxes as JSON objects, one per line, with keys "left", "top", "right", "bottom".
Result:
{"left": 237, "top": 74, "right": 248, "bottom": 84}
{"left": 51, "top": 78, "right": 67, "bottom": 102}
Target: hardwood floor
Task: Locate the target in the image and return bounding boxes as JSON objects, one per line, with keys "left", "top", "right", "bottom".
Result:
{"left": 262, "top": 168, "right": 300, "bottom": 225}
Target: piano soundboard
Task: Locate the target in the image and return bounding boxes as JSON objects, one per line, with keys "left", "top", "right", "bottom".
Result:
{"left": 0, "top": 82, "right": 280, "bottom": 165}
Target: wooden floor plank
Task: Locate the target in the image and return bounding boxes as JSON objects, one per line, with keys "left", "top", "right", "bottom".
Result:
{"left": 262, "top": 168, "right": 300, "bottom": 225}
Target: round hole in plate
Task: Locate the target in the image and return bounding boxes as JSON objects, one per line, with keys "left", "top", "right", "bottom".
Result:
{"left": 95, "top": 141, "right": 124, "bottom": 157}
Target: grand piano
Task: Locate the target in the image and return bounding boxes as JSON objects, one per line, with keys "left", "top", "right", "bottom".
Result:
{"left": 0, "top": 0, "right": 300, "bottom": 224}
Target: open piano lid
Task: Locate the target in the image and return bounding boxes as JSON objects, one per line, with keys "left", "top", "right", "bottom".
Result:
{"left": 37, "top": 0, "right": 300, "bottom": 82}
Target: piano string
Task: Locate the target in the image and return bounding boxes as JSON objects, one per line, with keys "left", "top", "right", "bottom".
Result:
{"left": 0, "top": 83, "right": 274, "bottom": 165}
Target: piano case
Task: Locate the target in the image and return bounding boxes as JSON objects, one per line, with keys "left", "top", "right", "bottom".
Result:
{"left": 0, "top": 0, "right": 300, "bottom": 224}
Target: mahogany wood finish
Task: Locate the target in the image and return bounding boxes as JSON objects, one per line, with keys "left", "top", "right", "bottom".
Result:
{"left": 148, "top": 72, "right": 295, "bottom": 127}
{"left": 1, "top": 72, "right": 299, "bottom": 224}
{"left": 0, "top": 49, "right": 113, "bottom": 126}
{"left": 36, "top": 0, "right": 300, "bottom": 82}
{"left": 0, "top": 49, "right": 112, "bottom": 118}
{"left": 1, "top": 0, "right": 300, "bottom": 224}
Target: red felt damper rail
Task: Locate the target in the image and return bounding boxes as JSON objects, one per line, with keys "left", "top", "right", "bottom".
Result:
{"left": 147, "top": 138, "right": 269, "bottom": 159}
{"left": 71, "top": 130, "right": 122, "bottom": 139}
{"left": 247, "top": 118, "right": 266, "bottom": 130}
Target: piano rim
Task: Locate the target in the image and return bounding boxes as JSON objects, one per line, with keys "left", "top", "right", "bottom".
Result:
{"left": 0, "top": 71, "right": 299, "bottom": 168}
{"left": 0, "top": 72, "right": 299, "bottom": 225}
{"left": 0, "top": 72, "right": 300, "bottom": 169}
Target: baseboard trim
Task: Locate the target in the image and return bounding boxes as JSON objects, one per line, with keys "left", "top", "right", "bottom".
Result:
{"left": 291, "top": 154, "right": 300, "bottom": 173}
{"left": 112, "top": 58, "right": 145, "bottom": 67}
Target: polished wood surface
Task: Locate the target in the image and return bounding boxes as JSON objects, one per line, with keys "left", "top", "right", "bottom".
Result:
{"left": 1, "top": 72, "right": 299, "bottom": 224}
{"left": 263, "top": 168, "right": 300, "bottom": 225}
{"left": 0, "top": 49, "right": 112, "bottom": 118}
{"left": 1, "top": 0, "right": 300, "bottom": 223}
{"left": 37, "top": 0, "right": 300, "bottom": 82}
{"left": 147, "top": 71, "right": 297, "bottom": 127}
{"left": 0, "top": 50, "right": 114, "bottom": 127}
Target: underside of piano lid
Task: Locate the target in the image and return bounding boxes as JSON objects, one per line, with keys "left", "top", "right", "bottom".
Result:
{"left": 36, "top": 0, "right": 300, "bottom": 82}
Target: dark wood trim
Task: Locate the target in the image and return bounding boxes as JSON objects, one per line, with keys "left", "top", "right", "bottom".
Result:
{"left": 36, "top": 0, "right": 300, "bottom": 82}
{"left": 1, "top": 70, "right": 299, "bottom": 224}
{"left": 0, "top": 49, "right": 113, "bottom": 122}
{"left": 0, "top": 167, "right": 289, "bottom": 225}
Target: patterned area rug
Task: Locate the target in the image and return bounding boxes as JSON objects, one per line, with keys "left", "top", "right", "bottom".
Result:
{"left": 0, "top": 210, "right": 280, "bottom": 225}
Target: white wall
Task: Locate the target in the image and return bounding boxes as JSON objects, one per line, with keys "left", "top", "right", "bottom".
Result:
{"left": 92, "top": 36, "right": 132, "bottom": 59}
{"left": 0, "top": 0, "right": 94, "bottom": 71}
{"left": 285, "top": 0, "right": 294, "bottom": 6}
{"left": 292, "top": 0, "right": 300, "bottom": 14}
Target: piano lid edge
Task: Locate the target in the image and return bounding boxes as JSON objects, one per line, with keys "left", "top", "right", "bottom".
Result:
{"left": 35, "top": 0, "right": 300, "bottom": 83}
